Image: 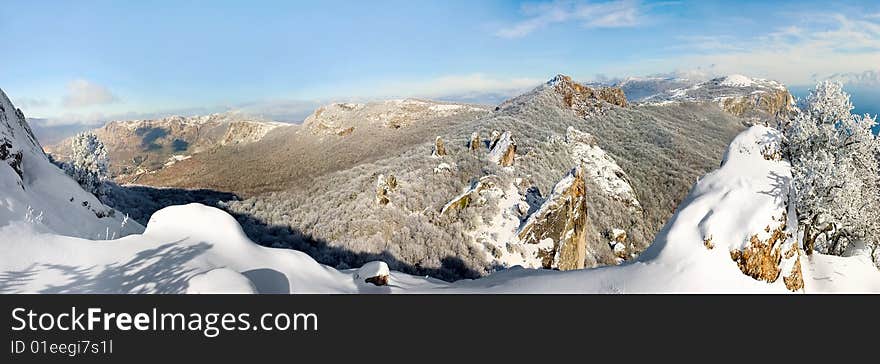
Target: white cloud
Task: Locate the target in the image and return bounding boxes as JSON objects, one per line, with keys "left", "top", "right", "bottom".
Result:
{"left": 62, "top": 79, "right": 119, "bottom": 108}
{"left": 495, "top": 0, "right": 651, "bottom": 39}
{"left": 609, "top": 13, "right": 880, "bottom": 86}
{"left": 367, "top": 74, "right": 545, "bottom": 100}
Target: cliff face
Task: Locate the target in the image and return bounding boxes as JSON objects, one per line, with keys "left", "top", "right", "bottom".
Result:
{"left": 517, "top": 167, "right": 590, "bottom": 270}
{"left": 0, "top": 89, "right": 44, "bottom": 183}
{"left": 45, "top": 112, "right": 287, "bottom": 181}
{"left": 720, "top": 88, "right": 796, "bottom": 122}
{"left": 0, "top": 88, "right": 143, "bottom": 238}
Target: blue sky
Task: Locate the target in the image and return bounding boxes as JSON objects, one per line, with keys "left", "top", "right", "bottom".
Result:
{"left": 1, "top": 0, "right": 879, "bottom": 125}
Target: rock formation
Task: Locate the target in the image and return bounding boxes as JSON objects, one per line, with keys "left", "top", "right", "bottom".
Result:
{"left": 517, "top": 166, "right": 589, "bottom": 270}
{"left": 547, "top": 74, "right": 628, "bottom": 117}
{"left": 433, "top": 136, "right": 447, "bottom": 157}
{"left": 440, "top": 175, "right": 502, "bottom": 216}
{"left": 376, "top": 174, "right": 397, "bottom": 206}
{"left": 488, "top": 131, "right": 516, "bottom": 167}
{"left": 469, "top": 132, "right": 481, "bottom": 153}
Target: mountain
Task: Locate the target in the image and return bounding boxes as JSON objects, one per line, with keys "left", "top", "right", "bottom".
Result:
{"left": 96, "top": 74, "right": 749, "bottom": 280}
{"left": 588, "top": 76, "right": 699, "bottom": 102}
{"left": 2, "top": 125, "right": 878, "bottom": 293}
{"left": 640, "top": 74, "right": 797, "bottom": 125}
{"left": 44, "top": 112, "right": 289, "bottom": 183}
{"left": 824, "top": 69, "right": 880, "bottom": 87}
{"left": 0, "top": 88, "right": 142, "bottom": 238}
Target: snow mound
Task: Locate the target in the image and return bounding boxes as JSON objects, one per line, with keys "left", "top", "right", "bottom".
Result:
{"left": 356, "top": 261, "right": 390, "bottom": 280}
{"left": 186, "top": 268, "right": 257, "bottom": 294}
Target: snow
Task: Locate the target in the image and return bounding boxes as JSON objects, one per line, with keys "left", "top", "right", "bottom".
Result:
{"left": 2, "top": 111, "right": 879, "bottom": 293}
{"left": 186, "top": 268, "right": 258, "bottom": 294}
{"left": 566, "top": 127, "right": 640, "bottom": 208}
{"left": 719, "top": 74, "right": 755, "bottom": 87}
{"left": 0, "top": 88, "right": 141, "bottom": 239}
{"left": 356, "top": 261, "right": 390, "bottom": 280}
{"left": 487, "top": 131, "right": 514, "bottom": 165}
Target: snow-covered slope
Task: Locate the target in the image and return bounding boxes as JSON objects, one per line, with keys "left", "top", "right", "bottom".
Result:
{"left": 643, "top": 75, "right": 797, "bottom": 125}
{"left": 3, "top": 125, "right": 877, "bottom": 293}
{"left": 0, "top": 88, "right": 142, "bottom": 239}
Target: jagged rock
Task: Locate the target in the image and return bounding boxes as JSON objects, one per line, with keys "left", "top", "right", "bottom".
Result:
{"left": 356, "top": 261, "right": 390, "bottom": 286}
{"left": 376, "top": 174, "right": 397, "bottom": 206}
{"left": 566, "top": 127, "right": 641, "bottom": 210}
{"left": 517, "top": 166, "right": 589, "bottom": 270}
{"left": 433, "top": 136, "right": 447, "bottom": 157}
{"left": 547, "top": 74, "right": 628, "bottom": 117}
{"left": 469, "top": 132, "right": 481, "bottom": 153}
{"left": 441, "top": 175, "right": 502, "bottom": 216}
{"left": 488, "top": 131, "right": 516, "bottom": 167}
{"left": 729, "top": 214, "right": 801, "bottom": 290}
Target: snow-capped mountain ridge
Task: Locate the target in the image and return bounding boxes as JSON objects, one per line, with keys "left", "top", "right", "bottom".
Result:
{"left": 302, "top": 98, "right": 490, "bottom": 136}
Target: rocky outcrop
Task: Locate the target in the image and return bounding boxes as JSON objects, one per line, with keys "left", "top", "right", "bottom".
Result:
{"left": 488, "top": 131, "right": 516, "bottom": 167}
{"left": 565, "top": 127, "right": 640, "bottom": 210}
{"left": 376, "top": 174, "right": 397, "bottom": 206}
{"left": 440, "top": 175, "right": 502, "bottom": 216}
{"left": 728, "top": 214, "right": 803, "bottom": 291}
{"left": 517, "top": 167, "right": 589, "bottom": 270}
{"left": 547, "top": 74, "right": 628, "bottom": 117}
{"left": 720, "top": 88, "right": 796, "bottom": 123}
{"left": 469, "top": 132, "right": 481, "bottom": 153}
{"left": 433, "top": 136, "right": 447, "bottom": 157}
{"left": 356, "top": 261, "right": 390, "bottom": 286}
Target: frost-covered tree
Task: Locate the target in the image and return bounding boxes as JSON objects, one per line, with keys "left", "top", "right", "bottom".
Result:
{"left": 785, "top": 81, "right": 880, "bottom": 262}
{"left": 63, "top": 132, "right": 110, "bottom": 195}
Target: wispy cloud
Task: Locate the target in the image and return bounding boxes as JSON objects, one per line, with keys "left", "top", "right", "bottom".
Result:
{"left": 61, "top": 79, "right": 119, "bottom": 108}
{"left": 495, "top": 0, "right": 658, "bottom": 39}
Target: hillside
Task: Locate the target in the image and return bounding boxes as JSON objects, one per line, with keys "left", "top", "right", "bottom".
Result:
{"left": 99, "top": 74, "right": 750, "bottom": 280}
{"left": 45, "top": 112, "right": 289, "bottom": 183}
{"left": 0, "top": 88, "right": 142, "bottom": 238}
{"left": 3, "top": 126, "right": 878, "bottom": 293}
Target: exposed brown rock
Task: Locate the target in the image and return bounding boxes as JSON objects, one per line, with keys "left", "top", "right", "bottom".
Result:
{"left": 783, "top": 257, "right": 804, "bottom": 292}
{"left": 550, "top": 74, "right": 628, "bottom": 117}
{"left": 440, "top": 175, "right": 502, "bottom": 216}
{"left": 703, "top": 235, "right": 715, "bottom": 250}
{"left": 469, "top": 132, "right": 481, "bottom": 153}
{"left": 376, "top": 174, "right": 397, "bottom": 206}
{"left": 518, "top": 166, "right": 589, "bottom": 270}
{"left": 729, "top": 222, "right": 789, "bottom": 283}
{"left": 336, "top": 126, "right": 355, "bottom": 136}
{"left": 721, "top": 89, "right": 796, "bottom": 124}
{"left": 433, "top": 136, "right": 447, "bottom": 156}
